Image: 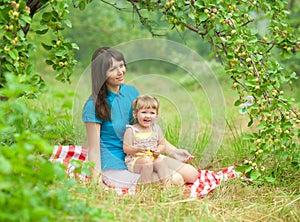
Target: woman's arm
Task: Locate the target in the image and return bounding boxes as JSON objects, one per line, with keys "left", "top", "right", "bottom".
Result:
{"left": 164, "top": 140, "right": 176, "bottom": 155}
{"left": 155, "top": 126, "right": 166, "bottom": 154}
{"left": 165, "top": 140, "right": 195, "bottom": 163}
{"left": 85, "top": 122, "right": 101, "bottom": 177}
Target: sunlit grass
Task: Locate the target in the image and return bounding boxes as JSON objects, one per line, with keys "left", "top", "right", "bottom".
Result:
{"left": 65, "top": 179, "right": 299, "bottom": 222}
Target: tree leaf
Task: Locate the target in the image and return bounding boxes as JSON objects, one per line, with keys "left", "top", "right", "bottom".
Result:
{"left": 79, "top": 1, "right": 86, "bottom": 10}
{"left": 63, "top": 19, "right": 72, "bottom": 28}
{"left": 71, "top": 43, "right": 79, "bottom": 50}
{"left": 0, "top": 156, "right": 12, "bottom": 174}
{"left": 234, "top": 99, "right": 242, "bottom": 106}
{"left": 36, "top": 28, "right": 49, "bottom": 35}
{"left": 250, "top": 170, "right": 261, "bottom": 180}
{"left": 235, "top": 165, "right": 252, "bottom": 173}
{"left": 199, "top": 13, "right": 208, "bottom": 22}
{"left": 8, "top": 49, "right": 19, "bottom": 60}
{"left": 42, "top": 12, "right": 52, "bottom": 21}
{"left": 265, "top": 177, "right": 276, "bottom": 183}
{"left": 20, "top": 14, "right": 31, "bottom": 24}
{"left": 41, "top": 42, "right": 52, "bottom": 51}
{"left": 55, "top": 48, "right": 68, "bottom": 56}
{"left": 243, "top": 133, "right": 255, "bottom": 140}
{"left": 45, "top": 59, "right": 54, "bottom": 65}
{"left": 248, "top": 117, "right": 253, "bottom": 126}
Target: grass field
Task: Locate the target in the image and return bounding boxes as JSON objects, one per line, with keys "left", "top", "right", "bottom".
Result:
{"left": 36, "top": 60, "right": 300, "bottom": 221}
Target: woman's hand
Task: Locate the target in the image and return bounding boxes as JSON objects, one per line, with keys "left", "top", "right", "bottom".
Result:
{"left": 86, "top": 168, "right": 104, "bottom": 188}
{"left": 170, "top": 148, "right": 195, "bottom": 163}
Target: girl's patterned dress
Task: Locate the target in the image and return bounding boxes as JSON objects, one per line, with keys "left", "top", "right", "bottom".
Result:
{"left": 124, "top": 124, "right": 160, "bottom": 172}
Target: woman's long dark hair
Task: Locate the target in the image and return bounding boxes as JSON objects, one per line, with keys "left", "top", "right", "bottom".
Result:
{"left": 91, "top": 47, "right": 125, "bottom": 120}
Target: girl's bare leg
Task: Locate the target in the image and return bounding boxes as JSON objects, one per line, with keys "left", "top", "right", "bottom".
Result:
{"left": 153, "top": 157, "right": 170, "bottom": 182}
{"left": 133, "top": 157, "right": 154, "bottom": 184}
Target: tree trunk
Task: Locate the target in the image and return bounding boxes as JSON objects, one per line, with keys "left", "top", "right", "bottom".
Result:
{"left": 23, "top": 0, "right": 43, "bottom": 34}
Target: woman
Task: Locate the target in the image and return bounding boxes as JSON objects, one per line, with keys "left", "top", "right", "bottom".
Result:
{"left": 82, "top": 47, "right": 198, "bottom": 189}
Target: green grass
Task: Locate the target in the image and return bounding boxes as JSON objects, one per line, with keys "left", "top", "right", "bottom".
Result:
{"left": 36, "top": 61, "right": 300, "bottom": 222}
{"left": 64, "top": 179, "right": 299, "bottom": 222}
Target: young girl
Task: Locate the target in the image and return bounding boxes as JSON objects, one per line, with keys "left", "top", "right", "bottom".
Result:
{"left": 123, "top": 95, "right": 171, "bottom": 184}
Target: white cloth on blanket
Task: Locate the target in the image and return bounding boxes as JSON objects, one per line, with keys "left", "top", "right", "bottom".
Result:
{"left": 102, "top": 170, "right": 140, "bottom": 189}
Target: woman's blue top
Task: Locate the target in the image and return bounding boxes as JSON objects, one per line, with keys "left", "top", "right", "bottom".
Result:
{"left": 82, "top": 84, "right": 139, "bottom": 170}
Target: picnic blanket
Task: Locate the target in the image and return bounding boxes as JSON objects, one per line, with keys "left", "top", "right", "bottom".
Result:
{"left": 50, "top": 145, "right": 240, "bottom": 198}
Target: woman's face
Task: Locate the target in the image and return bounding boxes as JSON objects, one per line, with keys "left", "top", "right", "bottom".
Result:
{"left": 105, "top": 58, "right": 126, "bottom": 90}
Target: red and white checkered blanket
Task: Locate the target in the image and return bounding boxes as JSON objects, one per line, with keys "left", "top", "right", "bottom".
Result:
{"left": 50, "top": 145, "right": 239, "bottom": 198}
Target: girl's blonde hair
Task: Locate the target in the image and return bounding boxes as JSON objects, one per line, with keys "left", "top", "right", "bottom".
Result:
{"left": 132, "top": 95, "right": 160, "bottom": 114}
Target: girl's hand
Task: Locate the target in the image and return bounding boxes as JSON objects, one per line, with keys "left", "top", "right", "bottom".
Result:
{"left": 153, "top": 149, "right": 160, "bottom": 158}
{"left": 137, "top": 145, "right": 148, "bottom": 153}
{"left": 170, "top": 148, "right": 195, "bottom": 163}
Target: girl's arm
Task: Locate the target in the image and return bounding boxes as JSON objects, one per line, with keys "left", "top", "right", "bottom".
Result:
{"left": 123, "top": 127, "right": 145, "bottom": 154}
{"left": 85, "top": 122, "right": 101, "bottom": 178}
{"left": 153, "top": 139, "right": 166, "bottom": 159}
{"left": 157, "top": 140, "right": 166, "bottom": 153}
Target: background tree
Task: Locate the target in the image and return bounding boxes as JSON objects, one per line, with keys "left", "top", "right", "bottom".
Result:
{"left": 131, "top": 0, "right": 300, "bottom": 182}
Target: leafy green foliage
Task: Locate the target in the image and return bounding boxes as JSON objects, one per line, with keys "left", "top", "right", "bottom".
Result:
{"left": 127, "top": 0, "right": 300, "bottom": 182}
{"left": 0, "top": 75, "right": 112, "bottom": 221}
{"left": 0, "top": 0, "right": 43, "bottom": 92}
{"left": 0, "top": 0, "right": 79, "bottom": 85}
{"left": 34, "top": 0, "right": 79, "bottom": 82}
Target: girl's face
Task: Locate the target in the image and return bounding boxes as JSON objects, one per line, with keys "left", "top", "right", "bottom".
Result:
{"left": 105, "top": 58, "right": 126, "bottom": 90}
{"left": 134, "top": 108, "right": 158, "bottom": 128}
